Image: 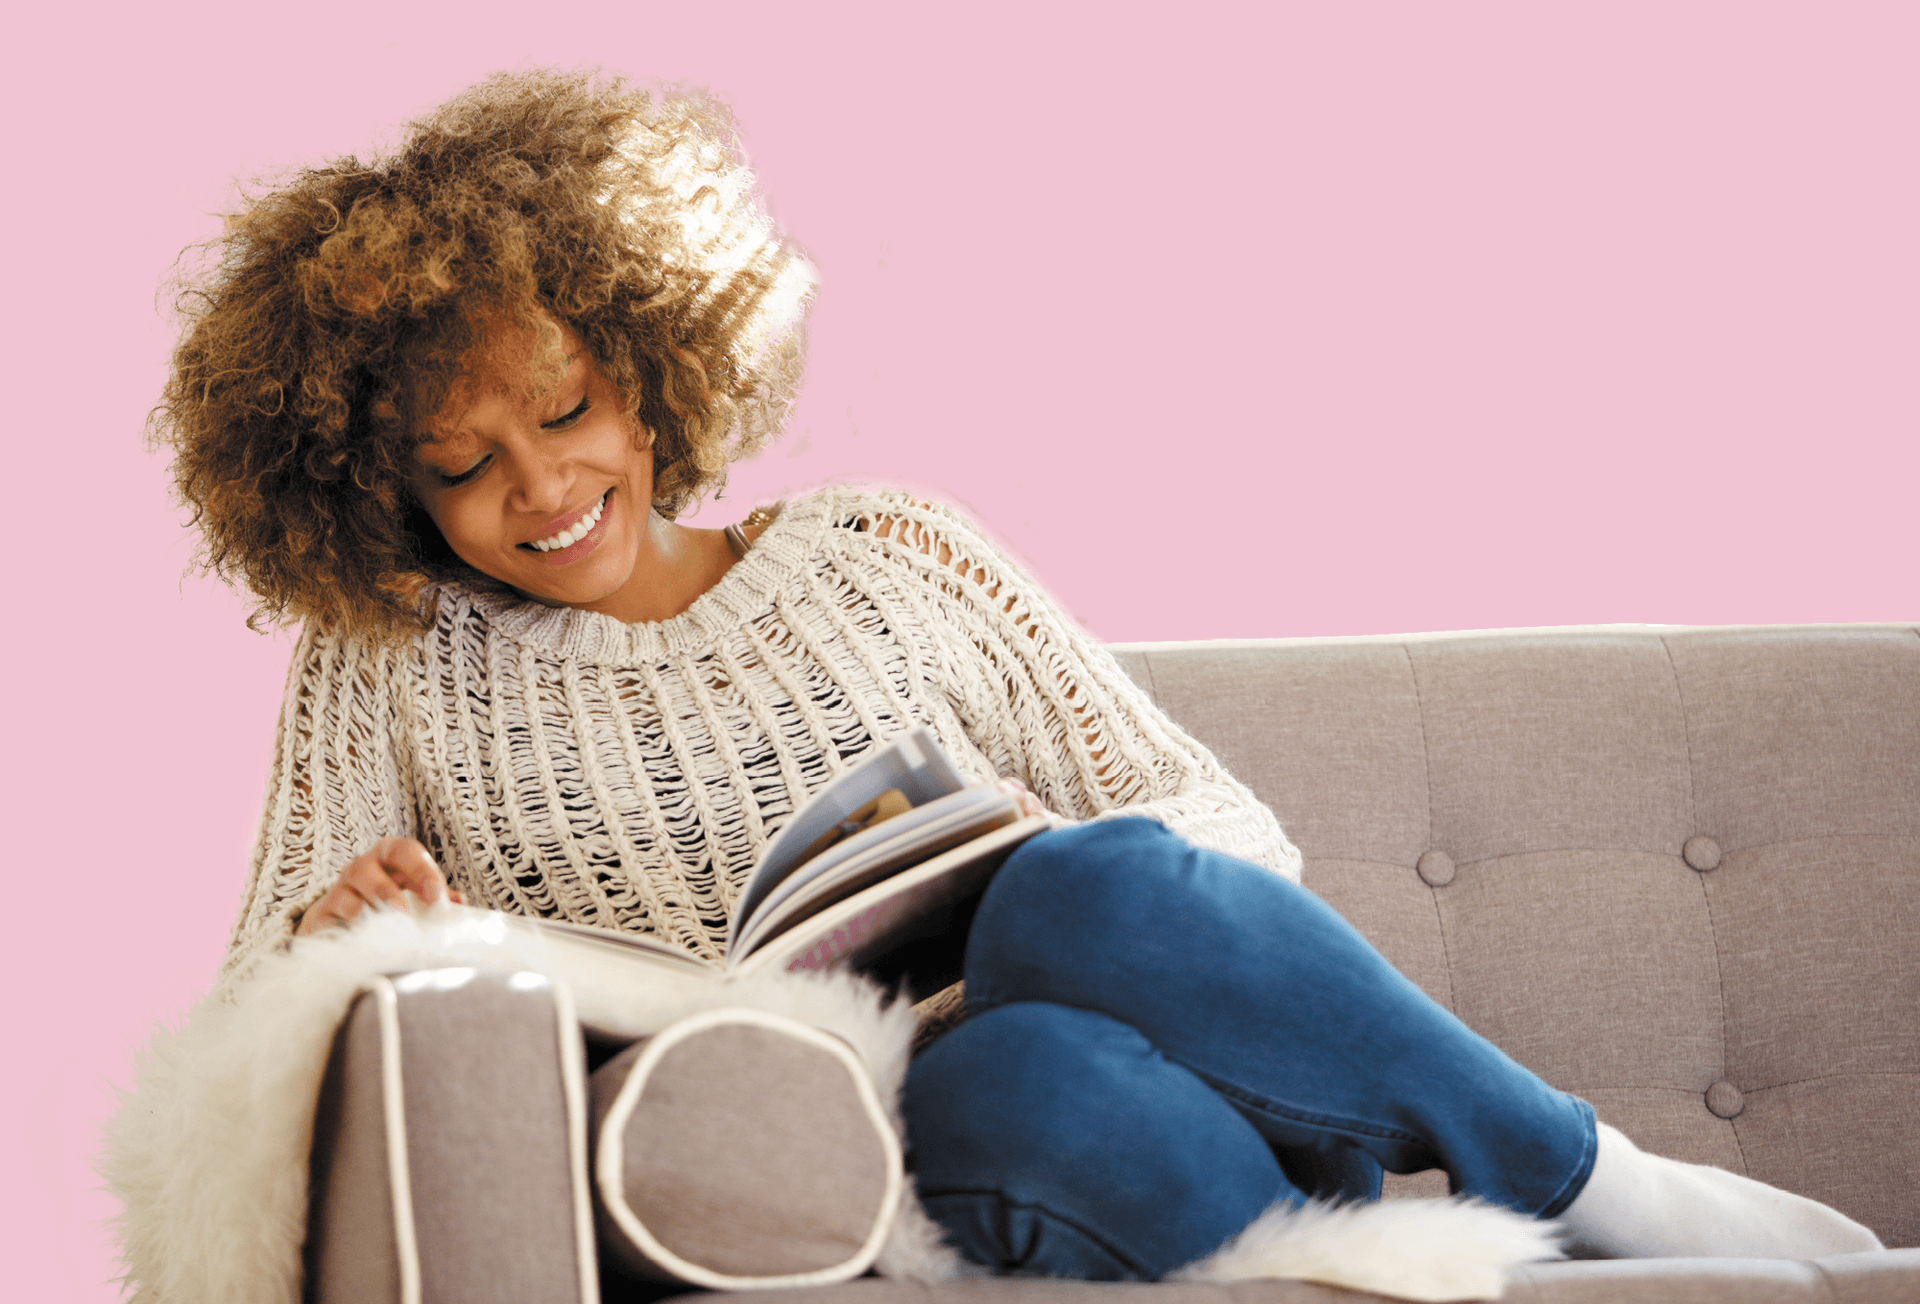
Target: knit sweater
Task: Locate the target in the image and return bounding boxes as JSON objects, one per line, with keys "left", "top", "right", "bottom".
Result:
{"left": 224, "top": 487, "right": 1301, "bottom": 975}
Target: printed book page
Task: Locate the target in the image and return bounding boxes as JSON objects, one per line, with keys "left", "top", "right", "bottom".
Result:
{"left": 513, "top": 728, "right": 1050, "bottom": 991}
{"left": 733, "top": 816, "right": 1050, "bottom": 980}
{"left": 525, "top": 917, "right": 713, "bottom": 968}
{"left": 731, "top": 785, "right": 1014, "bottom": 954}
{"left": 729, "top": 725, "right": 965, "bottom": 944}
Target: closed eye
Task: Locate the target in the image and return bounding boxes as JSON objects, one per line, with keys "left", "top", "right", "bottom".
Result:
{"left": 427, "top": 394, "right": 591, "bottom": 488}
{"left": 543, "top": 395, "right": 591, "bottom": 430}
{"left": 430, "top": 397, "right": 591, "bottom": 489}
{"left": 437, "top": 455, "right": 491, "bottom": 489}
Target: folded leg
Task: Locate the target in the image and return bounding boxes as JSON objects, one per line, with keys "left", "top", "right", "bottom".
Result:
{"left": 965, "top": 820, "right": 1595, "bottom": 1217}
{"left": 904, "top": 1001, "right": 1301, "bottom": 1280}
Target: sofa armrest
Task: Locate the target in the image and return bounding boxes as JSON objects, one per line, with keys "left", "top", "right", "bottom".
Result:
{"left": 304, "top": 968, "right": 596, "bottom": 1304}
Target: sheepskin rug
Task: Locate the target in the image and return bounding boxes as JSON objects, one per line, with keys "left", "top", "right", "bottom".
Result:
{"left": 101, "top": 905, "right": 1561, "bottom": 1303}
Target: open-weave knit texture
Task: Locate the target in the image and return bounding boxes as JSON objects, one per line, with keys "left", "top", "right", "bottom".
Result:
{"left": 225, "top": 487, "right": 1299, "bottom": 976}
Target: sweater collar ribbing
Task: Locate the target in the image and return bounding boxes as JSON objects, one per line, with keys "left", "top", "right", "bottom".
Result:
{"left": 449, "top": 488, "right": 842, "bottom": 663}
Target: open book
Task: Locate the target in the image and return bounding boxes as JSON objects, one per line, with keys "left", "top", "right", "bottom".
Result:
{"left": 511, "top": 727, "right": 1050, "bottom": 993}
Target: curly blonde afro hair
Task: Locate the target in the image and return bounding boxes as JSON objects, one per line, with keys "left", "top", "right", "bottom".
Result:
{"left": 152, "top": 69, "right": 814, "bottom": 636}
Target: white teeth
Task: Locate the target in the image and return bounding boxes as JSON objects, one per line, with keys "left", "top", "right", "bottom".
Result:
{"left": 530, "top": 493, "right": 607, "bottom": 552}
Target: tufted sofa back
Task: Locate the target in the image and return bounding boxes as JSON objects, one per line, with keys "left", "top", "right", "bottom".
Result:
{"left": 1109, "top": 625, "right": 1919, "bottom": 1249}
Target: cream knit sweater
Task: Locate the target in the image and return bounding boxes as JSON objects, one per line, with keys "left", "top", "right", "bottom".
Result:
{"left": 224, "top": 487, "right": 1300, "bottom": 974}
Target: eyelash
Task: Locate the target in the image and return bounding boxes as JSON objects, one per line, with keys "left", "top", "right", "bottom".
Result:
{"left": 434, "top": 396, "right": 594, "bottom": 488}
{"left": 549, "top": 395, "right": 593, "bottom": 429}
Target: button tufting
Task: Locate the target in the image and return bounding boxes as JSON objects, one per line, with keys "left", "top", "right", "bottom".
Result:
{"left": 1706, "top": 1080, "right": 1745, "bottom": 1119}
{"left": 1416, "top": 850, "right": 1456, "bottom": 887}
{"left": 1683, "top": 836, "right": 1723, "bottom": 873}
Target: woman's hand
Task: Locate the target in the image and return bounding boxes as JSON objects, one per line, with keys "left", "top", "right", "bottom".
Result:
{"left": 295, "top": 837, "right": 466, "bottom": 936}
{"left": 992, "top": 776, "right": 1071, "bottom": 828}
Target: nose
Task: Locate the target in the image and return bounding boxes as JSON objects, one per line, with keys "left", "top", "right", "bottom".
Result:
{"left": 503, "top": 439, "right": 571, "bottom": 514}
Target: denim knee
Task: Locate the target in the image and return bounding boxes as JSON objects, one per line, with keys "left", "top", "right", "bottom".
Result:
{"left": 966, "top": 818, "right": 1290, "bottom": 1012}
{"left": 953, "top": 820, "right": 1597, "bottom": 1221}
{"left": 986, "top": 819, "right": 1176, "bottom": 916}
{"left": 968, "top": 820, "right": 1173, "bottom": 979}
{"left": 903, "top": 1001, "right": 1294, "bottom": 1280}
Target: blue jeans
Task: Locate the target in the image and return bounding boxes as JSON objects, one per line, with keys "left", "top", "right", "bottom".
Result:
{"left": 902, "top": 819, "right": 1597, "bottom": 1280}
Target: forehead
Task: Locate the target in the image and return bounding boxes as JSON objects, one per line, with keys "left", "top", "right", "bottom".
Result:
{"left": 417, "top": 322, "right": 586, "bottom": 448}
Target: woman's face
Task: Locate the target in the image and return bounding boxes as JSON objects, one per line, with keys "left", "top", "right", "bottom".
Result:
{"left": 409, "top": 321, "right": 656, "bottom": 613}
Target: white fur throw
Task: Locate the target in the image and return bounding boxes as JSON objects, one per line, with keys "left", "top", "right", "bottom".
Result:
{"left": 101, "top": 906, "right": 1561, "bottom": 1303}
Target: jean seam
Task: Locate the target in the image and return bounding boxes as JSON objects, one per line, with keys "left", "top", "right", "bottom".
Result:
{"left": 1536, "top": 1096, "right": 1598, "bottom": 1220}
{"left": 1185, "top": 1065, "right": 1427, "bottom": 1148}
{"left": 954, "top": 993, "right": 1433, "bottom": 1150}
{"left": 919, "top": 1186, "right": 1153, "bottom": 1279}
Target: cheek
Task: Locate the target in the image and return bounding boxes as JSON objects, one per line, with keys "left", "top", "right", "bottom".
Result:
{"left": 422, "top": 495, "right": 488, "bottom": 558}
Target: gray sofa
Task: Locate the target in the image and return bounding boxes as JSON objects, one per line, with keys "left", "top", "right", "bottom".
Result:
{"left": 309, "top": 623, "right": 1920, "bottom": 1302}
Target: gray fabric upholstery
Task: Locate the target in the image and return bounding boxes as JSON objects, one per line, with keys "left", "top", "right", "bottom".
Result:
{"left": 306, "top": 986, "right": 403, "bottom": 1304}
{"left": 313, "top": 624, "right": 1919, "bottom": 1302}
{"left": 588, "top": 1010, "right": 898, "bottom": 1287}
{"left": 305, "top": 972, "right": 591, "bottom": 1303}
{"left": 640, "top": 1249, "right": 1920, "bottom": 1303}
{"left": 1121, "top": 625, "right": 1919, "bottom": 1255}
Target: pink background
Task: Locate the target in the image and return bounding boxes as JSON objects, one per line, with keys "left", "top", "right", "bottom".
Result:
{"left": 4, "top": 3, "right": 1913, "bottom": 1296}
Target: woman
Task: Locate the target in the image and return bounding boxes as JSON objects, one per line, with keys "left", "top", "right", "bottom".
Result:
{"left": 154, "top": 70, "right": 1880, "bottom": 1278}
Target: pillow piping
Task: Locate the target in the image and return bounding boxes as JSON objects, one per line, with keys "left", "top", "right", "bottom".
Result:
{"left": 593, "top": 1005, "right": 904, "bottom": 1290}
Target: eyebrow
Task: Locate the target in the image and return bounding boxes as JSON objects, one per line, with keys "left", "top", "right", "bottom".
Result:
{"left": 415, "top": 347, "right": 592, "bottom": 451}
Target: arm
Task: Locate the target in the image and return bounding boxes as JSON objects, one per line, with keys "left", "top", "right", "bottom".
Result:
{"left": 220, "top": 622, "right": 422, "bottom": 981}
{"left": 862, "top": 495, "right": 1302, "bottom": 881}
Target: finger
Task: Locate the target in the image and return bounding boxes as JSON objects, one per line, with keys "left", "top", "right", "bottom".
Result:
{"left": 299, "top": 881, "right": 366, "bottom": 935}
{"left": 328, "top": 883, "right": 374, "bottom": 925}
{"left": 296, "top": 893, "right": 341, "bottom": 936}
{"left": 346, "top": 856, "right": 410, "bottom": 909}
{"left": 374, "top": 838, "right": 449, "bottom": 902}
{"left": 992, "top": 777, "right": 1043, "bottom": 816}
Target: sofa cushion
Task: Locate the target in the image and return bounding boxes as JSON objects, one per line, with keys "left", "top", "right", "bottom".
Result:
{"left": 305, "top": 968, "right": 596, "bottom": 1304}
{"left": 588, "top": 1005, "right": 902, "bottom": 1289}
{"left": 1116, "top": 625, "right": 1920, "bottom": 1250}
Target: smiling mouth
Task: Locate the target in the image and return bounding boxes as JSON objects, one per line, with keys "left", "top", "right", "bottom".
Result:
{"left": 520, "top": 489, "right": 611, "bottom": 552}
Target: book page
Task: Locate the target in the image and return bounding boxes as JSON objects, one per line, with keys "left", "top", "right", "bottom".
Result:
{"left": 733, "top": 795, "right": 1021, "bottom": 957}
{"left": 519, "top": 916, "right": 715, "bottom": 972}
{"left": 728, "top": 725, "right": 964, "bottom": 948}
{"left": 730, "top": 816, "right": 1050, "bottom": 981}
{"left": 731, "top": 786, "right": 1008, "bottom": 952}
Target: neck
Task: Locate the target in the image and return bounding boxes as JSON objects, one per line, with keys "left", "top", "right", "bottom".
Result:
{"left": 570, "top": 506, "right": 739, "bottom": 625}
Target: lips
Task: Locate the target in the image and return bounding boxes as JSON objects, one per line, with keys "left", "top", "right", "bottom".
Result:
{"left": 524, "top": 489, "right": 610, "bottom": 551}
{"left": 521, "top": 488, "right": 613, "bottom": 566}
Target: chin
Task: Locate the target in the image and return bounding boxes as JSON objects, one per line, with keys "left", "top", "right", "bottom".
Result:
{"left": 522, "top": 553, "right": 634, "bottom": 610}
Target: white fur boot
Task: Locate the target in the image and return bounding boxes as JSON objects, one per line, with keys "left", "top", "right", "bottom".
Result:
{"left": 1558, "top": 1122, "right": 1883, "bottom": 1259}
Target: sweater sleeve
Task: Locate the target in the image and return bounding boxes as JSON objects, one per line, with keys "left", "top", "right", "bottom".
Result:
{"left": 220, "top": 622, "right": 415, "bottom": 981}
{"left": 860, "top": 494, "right": 1302, "bottom": 881}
